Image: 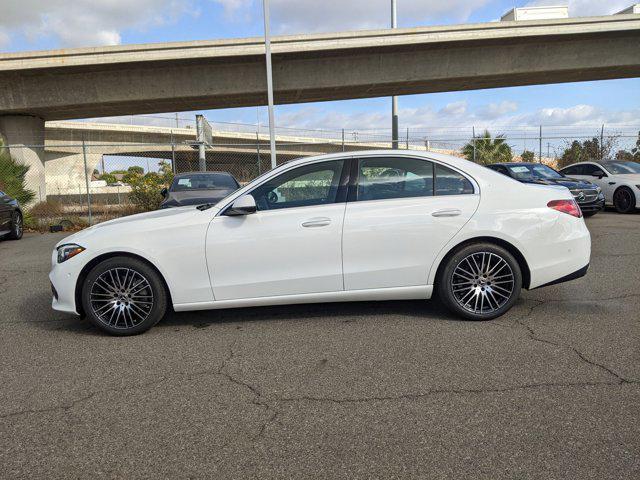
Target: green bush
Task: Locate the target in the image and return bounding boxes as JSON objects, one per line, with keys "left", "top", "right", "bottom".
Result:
{"left": 99, "top": 173, "right": 117, "bottom": 184}
{"left": 127, "top": 161, "right": 174, "bottom": 211}
{"left": 0, "top": 141, "right": 35, "bottom": 205}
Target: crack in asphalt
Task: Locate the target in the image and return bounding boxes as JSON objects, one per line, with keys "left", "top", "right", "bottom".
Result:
{"left": 0, "top": 375, "right": 170, "bottom": 420}
{"left": 515, "top": 299, "right": 637, "bottom": 385}
{"left": 275, "top": 380, "right": 637, "bottom": 405}
{"left": 213, "top": 340, "right": 281, "bottom": 440}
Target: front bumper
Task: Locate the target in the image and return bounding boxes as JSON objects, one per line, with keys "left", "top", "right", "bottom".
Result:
{"left": 49, "top": 251, "right": 82, "bottom": 315}
{"left": 577, "top": 195, "right": 605, "bottom": 213}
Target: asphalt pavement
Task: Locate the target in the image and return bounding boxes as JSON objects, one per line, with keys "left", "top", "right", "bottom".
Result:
{"left": 0, "top": 212, "right": 639, "bottom": 479}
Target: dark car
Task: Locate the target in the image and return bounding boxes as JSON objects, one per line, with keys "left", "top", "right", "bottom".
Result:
{"left": 0, "top": 189, "right": 23, "bottom": 240}
{"left": 486, "top": 162, "right": 605, "bottom": 217}
{"left": 160, "top": 172, "right": 240, "bottom": 209}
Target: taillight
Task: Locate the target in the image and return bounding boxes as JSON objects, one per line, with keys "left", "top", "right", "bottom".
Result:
{"left": 547, "top": 199, "right": 582, "bottom": 218}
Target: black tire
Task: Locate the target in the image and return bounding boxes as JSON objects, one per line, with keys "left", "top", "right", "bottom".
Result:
{"left": 81, "top": 256, "right": 168, "bottom": 336}
{"left": 7, "top": 211, "right": 23, "bottom": 240}
{"left": 613, "top": 186, "right": 636, "bottom": 214}
{"left": 437, "top": 243, "right": 522, "bottom": 321}
{"left": 582, "top": 210, "right": 599, "bottom": 218}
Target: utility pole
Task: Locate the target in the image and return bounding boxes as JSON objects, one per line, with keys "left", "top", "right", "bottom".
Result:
{"left": 391, "top": 0, "right": 399, "bottom": 149}
{"left": 263, "top": 0, "right": 277, "bottom": 169}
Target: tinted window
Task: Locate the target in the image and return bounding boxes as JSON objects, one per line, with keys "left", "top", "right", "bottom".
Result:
{"left": 581, "top": 164, "right": 605, "bottom": 176}
{"left": 561, "top": 165, "right": 581, "bottom": 175}
{"left": 251, "top": 160, "right": 345, "bottom": 211}
{"left": 357, "top": 157, "right": 434, "bottom": 201}
{"left": 171, "top": 173, "right": 238, "bottom": 191}
{"left": 435, "top": 164, "right": 474, "bottom": 195}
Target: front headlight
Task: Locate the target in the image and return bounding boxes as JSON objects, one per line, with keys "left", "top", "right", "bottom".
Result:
{"left": 57, "top": 244, "right": 85, "bottom": 263}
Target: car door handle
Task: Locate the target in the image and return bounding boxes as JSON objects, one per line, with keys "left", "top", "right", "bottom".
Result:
{"left": 432, "top": 209, "right": 462, "bottom": 218}
{"left": 301, "top": 217, "right": 331, "bottom": 228}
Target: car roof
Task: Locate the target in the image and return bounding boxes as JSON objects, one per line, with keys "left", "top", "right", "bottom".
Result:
{"left": 175, "top": 171, "right": 235, "bottom": 177}
{"left": 491, "top": 162, "right": 544, "bottom": 166}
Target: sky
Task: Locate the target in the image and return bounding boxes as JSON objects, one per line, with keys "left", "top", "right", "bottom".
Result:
{"left": 1, "top": 0, "right": 639, "bottom": 143}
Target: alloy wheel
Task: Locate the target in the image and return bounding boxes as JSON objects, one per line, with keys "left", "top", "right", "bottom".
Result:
{"left": 89, "top": 268, "right": 154, "bottom": 329}
{"left": 13, "top": 213, "right": 22, "bottom": 237}
{"left": 451, "top": 251, "right": 515, "bottom": 315}
{"left": 614, "top": 188, "right": 633, "bottom": 212}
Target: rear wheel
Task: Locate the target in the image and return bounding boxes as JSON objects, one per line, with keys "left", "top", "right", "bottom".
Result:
{"left": 82, "top": 257, "right": 168, "bottom": 336}
{"left": 613, "top": 186, "right": 636, "bottom": 214}
{"left": 437, "top": 243, "right": 522, "bottom": 321}
{"left": 7, "top": 211, "right": 23, "bottom": 240}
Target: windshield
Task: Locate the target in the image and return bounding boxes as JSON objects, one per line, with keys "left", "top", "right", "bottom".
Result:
{"left": 171, "top": 173, "right": 238, "bottom": 191}
{"left": 602, "top": 162, "right": 640, "bottom": 174}
{"left": 506, "top": 164, "right": 563, "bottom": 181}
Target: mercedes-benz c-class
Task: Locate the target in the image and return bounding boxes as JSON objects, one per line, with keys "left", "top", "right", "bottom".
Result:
{"left": 50, "top": 151, "right": 591, "bottom": 335}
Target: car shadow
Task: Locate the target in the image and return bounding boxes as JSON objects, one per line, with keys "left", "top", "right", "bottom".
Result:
{"left": 26, "top": 288, "right": 461, "bottom": 336}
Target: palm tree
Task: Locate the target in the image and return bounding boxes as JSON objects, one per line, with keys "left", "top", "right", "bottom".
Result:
{"left": 462, "top": 130, "right": 513, "bottom": 165}
{"left": 0, "top": 140, "right": 35, "bottom": 205}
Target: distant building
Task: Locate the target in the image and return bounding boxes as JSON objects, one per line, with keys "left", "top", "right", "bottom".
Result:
{"left": 501, "top": 6, "right": 569, "bottom": 22}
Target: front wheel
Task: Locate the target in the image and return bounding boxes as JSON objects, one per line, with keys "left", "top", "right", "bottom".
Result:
{"left": 437, "top": 243, "right": 522, "bottom": 321}
{"left": 613, "top": 187, "right": 636, "bottom": 214}
{"left": 7, "top": 211, "right": 23, "bottom": 240}
{"left": 81, "top": 257, "right": 168, "bottom": 335}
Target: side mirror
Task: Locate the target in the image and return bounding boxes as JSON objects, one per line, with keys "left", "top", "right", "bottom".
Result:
{"left": 160, "top": 187, "right": 168, "bottom": 197}
{"left": 592, "top": 170, "right": 606, "bottom": 179}
{"left": 225, "top": 194, "right": 257, "bottom": 216}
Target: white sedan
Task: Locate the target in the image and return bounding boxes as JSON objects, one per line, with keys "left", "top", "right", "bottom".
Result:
{"left": 50, "top": 151, "right": 591, "bottom": 335}
{"left": 559, "top": 161, "right": 640, "bottom": 213}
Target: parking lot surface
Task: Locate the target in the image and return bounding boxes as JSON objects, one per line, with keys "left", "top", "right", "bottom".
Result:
{"left": 0, "top": 212, "right": 639, "bottom": 479}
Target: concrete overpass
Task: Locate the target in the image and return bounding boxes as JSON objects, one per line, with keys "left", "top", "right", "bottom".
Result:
{"left": 41, "top": 121, "right": 397, "bottom": 198}
{"left": 1, "top": 13, "right": 639, "bottom": 196}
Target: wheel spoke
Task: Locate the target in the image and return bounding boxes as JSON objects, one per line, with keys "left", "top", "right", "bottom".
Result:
{"left": 90, "top": 268, "right": 154, "bottom": 330}
{"left": 451, "top": 251, "right": 515, "bottom": 315}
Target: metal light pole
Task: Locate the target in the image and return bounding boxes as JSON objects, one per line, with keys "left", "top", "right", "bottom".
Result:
{"left": 391, "top": 0, "right": 399, "bottom": 149}
{"left": 263, "top": 0, "right": 277, "bottom": 169}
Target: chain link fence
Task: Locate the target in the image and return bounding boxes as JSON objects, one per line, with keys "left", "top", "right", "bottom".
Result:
{"left": 1, "top": 124, "right": 638, "bottom": 231}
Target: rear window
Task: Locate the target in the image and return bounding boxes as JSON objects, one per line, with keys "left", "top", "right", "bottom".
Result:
{"left": 171, "top": 174, "right": 238, "bottom": 191}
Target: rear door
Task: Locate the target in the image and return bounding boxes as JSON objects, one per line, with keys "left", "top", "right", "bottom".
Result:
{"left": 342, "top": 156, "right": 480, "bottom": 291}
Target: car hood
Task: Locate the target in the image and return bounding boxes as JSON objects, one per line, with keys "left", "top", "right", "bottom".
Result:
{"left": 524, "top": 177, "right": 595, "bottom": 189}
{"left": 55, "top": 205, "right": 220, "bottom": 248}
{"left": 612, "top": 173, "right": 640, "bottom": 182}
{"left": 162, "top": 189, "right": 235, "bottom": 207}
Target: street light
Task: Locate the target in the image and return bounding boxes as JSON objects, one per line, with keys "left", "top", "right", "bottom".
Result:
{"left": 391, "top": 0, "right": 399, "bottom": 149}
{"left": 263, "top": 0, "right": 277, "bottom": 169}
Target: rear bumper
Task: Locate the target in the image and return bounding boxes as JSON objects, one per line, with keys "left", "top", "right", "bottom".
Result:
{"left": 532, "top": 263, "right": 589, "bottom": 289}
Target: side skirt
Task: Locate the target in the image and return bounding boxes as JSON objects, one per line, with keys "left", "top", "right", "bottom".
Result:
{"left": 174, "top": 285, "right": 433, "bottom": 312}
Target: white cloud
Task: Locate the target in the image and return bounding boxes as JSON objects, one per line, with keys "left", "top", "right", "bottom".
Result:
{"left": 479, "top": 101, "right": 518, "bottom": 119}
{"left": 439, "top": 101, "right": 468, "bottom": 117}
{"left": 273, "top": 101, "right": 640, "bottom": 132}
{"left": 212, "top": 0, "right": 491, "bottom": 33}
{"left": 0, "top": 0, "right": 193, "bottom": 48}
{"left": 525, "top": 0, "right": 631, "bottom": 16}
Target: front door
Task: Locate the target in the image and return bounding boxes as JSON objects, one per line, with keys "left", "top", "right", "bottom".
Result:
{"left": 342, "top": 156, "right": 480, "bottom": 291}
{"left": 206, "top": 159, "right": 348, "bottom": 300}
{"left": 0, "top": 191, "right": 11, "bottom": 232}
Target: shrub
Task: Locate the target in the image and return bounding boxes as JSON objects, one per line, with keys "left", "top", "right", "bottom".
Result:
{"left": 0, "top": 141, "right": 35, "bottom": 205}
{"left": 127, "top": 161, "right": 174, "bottom": 211}
{"left": 99, "top": 173, "right": 118, "bottom": 184}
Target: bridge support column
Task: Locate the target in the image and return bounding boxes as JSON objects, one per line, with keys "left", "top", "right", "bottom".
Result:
{"left": 0, "top": 115, "right": 46, "bottom": 202}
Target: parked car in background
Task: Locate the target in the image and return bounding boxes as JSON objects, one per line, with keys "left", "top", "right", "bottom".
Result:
{"left": 160, "top": 172, "right": 240, "bottom": 209}
{"left": 486, "top": 162, "right": 605, "bottom": 217}
{"left": 559, "top": 161, "right": 640, "bottom": 213}
{"left": 0, "top": 190, "right": 23, "bottom": 240}
{"left": 50, "top": 150, "right": 591, "bottom": 335}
